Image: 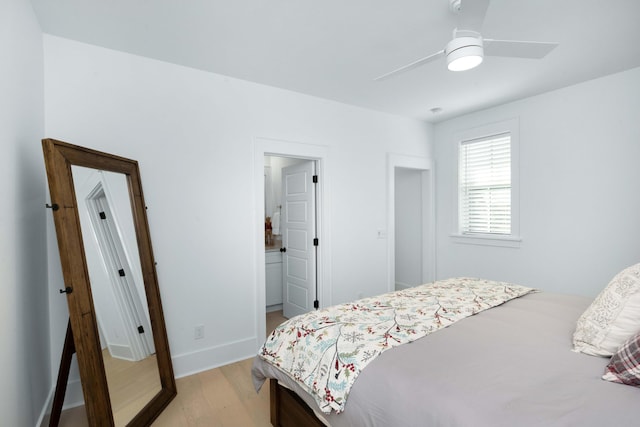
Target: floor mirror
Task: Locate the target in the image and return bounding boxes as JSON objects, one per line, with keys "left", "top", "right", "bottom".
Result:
{"left": 43, "top": 138, "right": 176, "bottom": 426}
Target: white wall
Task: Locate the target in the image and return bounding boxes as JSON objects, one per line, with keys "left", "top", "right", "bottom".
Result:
{"left": 0, "top": 0, "right": 49, "bottom": 425}
{"left": 43, "top": 35, "right": 433, "bottom": 378}
{"left": 434, "top": 67, "right": 640, "bottom": 297}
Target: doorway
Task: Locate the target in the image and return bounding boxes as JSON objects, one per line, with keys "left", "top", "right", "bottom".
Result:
{"left": 387, "top": 154, "right": 435, "bottom": 292}
{"left": 394, "top": 168, "right": 424, "bottom": 290}
{"left": 264, "top": 156, "right": 318, "bottom": 320}
{"left": 254, "top": 138, "right": 330, "bottom": 347}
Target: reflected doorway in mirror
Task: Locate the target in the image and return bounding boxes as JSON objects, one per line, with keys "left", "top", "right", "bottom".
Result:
{"left": 73, "top": 167, "right": 156, "bottom": 362}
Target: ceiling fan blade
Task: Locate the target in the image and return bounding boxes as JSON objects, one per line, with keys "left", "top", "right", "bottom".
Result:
{"left": 456, "top": 0, "right": 490, "bottom": 32}
{"left": 374, "top": 50, "right": 445, "bottom": 81}
{"left": 484, "top": 39, "right": 559, "bottom": 59}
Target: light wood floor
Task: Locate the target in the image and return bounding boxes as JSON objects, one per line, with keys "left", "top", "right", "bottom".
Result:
{"left": 47, "top": 310, "right": 287, "bottom": 426}
{"left": 102, "top": 350, "right": 162, "bottom": 425}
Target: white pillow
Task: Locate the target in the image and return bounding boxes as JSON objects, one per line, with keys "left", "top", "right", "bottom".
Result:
{"left": 572, "top": 263, "right": 640, "bottom": 357}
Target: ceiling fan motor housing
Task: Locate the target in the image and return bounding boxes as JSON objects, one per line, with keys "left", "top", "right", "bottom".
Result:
{"left": 446, "top": 36, "right": 484, "bottom": 71}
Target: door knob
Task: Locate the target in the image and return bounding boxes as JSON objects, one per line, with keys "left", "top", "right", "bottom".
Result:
{"left": 280, "top": 247, "right": 287, "bottom": 253}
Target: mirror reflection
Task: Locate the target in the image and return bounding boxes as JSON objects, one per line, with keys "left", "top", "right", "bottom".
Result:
{"left": 72, "top": 166, "right": 161, "bottom": 426}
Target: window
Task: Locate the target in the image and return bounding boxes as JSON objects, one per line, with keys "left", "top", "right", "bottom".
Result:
{"left": 453, "top": 119, "right": 520, "bottom": 247}
{"left": 459, "top": 133, "right": 511, "bottom": 234}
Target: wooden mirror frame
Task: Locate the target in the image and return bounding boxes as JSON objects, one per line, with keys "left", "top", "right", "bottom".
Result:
{"left": 43, "top": 138, "right": 176, "bottom": 426}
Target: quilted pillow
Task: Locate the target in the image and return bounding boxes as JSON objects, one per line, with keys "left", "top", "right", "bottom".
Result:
{"left": 572, "top": 263, "right": 640, "bottom": 357}
{"left": 602, "top": 330, "right": 640, "bottom": 387}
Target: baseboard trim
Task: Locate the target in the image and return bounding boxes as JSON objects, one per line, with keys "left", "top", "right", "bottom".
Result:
{"left": 266, "top": 304, "right": 283, "bottom": 313}
{"left": 36, "top": 378, "right": 85, "bottom": 427}
{"left": 172, "top": 337, "right": 258, "bottom": 379}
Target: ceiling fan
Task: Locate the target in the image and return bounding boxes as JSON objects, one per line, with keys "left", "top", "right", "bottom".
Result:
{"left": 374, "top": 0, "right": 558, "bottom": 80}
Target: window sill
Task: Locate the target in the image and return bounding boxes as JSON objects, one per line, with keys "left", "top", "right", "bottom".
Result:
{"left": 450, "top": 233, "right": 521, "bottom": 248}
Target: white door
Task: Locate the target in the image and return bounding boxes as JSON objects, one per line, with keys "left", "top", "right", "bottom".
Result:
{"left": 281, "top": 160, "right": 317, "bottom": 319}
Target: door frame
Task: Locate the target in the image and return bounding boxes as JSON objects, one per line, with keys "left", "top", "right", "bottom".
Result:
{"left": 387, "top": 154, "right": 436, "bottom": 292}
{"left": 253, "top": 137, "right": 331, "bottom": 350}
{"left": 85, "top": 184, "right": 155, "bottom": 360}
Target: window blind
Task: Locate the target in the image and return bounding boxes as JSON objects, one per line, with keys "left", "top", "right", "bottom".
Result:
{"left": 459, "top": 133, "right": 511, "bottom": 235}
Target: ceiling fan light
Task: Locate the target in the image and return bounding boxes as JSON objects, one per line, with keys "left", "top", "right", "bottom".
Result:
{"left": 446, "top": 37, "right": 484, "bottom": 71}
{"left": 448, "top": 51, "right": 483, "bottom": 71}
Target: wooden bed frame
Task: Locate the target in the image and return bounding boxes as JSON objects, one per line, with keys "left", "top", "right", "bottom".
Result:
{"left": 269, "top": 379, "right": 325, "bottom": 427}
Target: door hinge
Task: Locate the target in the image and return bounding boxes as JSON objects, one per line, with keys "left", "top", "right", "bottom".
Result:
{"left": 313, "top": 300, "right": 319, "bottom": 309}
{"left": 137, "top": 325, "right": 144, "bottom": 334}
{"left": 118, "top": 269, "right": 125, "bottom": 277}
{"left": 313, "top": 238, "right": 319, "bottom": 246}
{"left": 99, "top": 211, "right": 107, "bottom": 220}
{"left": 312, "top": 175, "right": 318, "bottom": 183}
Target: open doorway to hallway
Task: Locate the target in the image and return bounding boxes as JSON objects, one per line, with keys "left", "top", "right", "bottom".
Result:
{"left": 394, "top": 167, "right": 425, "bottom": 290}
{"left": 387, "top": 154, "right": 435, "bottom": 292}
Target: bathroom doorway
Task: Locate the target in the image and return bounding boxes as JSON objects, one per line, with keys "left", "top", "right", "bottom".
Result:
{"left": 254, "top": 137, "right": 330, "bottom": 345}
{"left": 264, "top": 155, "right": 319, "bottom": 320}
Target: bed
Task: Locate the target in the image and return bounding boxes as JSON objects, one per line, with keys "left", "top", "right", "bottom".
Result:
{"left": 252, "top": 270, "right": 640, "bottom": 427}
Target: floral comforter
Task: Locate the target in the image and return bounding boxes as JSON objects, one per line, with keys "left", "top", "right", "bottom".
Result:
{"left": 258, "top": 277, "right": 535, "bottom": 414}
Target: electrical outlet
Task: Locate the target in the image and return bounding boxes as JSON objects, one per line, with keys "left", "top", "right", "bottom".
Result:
{"left": 194, "top": 325, "right": 204, "bottom": 340}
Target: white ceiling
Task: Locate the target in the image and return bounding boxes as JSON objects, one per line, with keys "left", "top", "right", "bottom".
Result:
{"left": 30, "top": 0, "right": 640, "bottom": 122}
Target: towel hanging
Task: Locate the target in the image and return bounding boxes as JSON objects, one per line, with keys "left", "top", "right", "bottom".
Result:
{"left": 272, "top": 211, "right": 281, "bottom": 235}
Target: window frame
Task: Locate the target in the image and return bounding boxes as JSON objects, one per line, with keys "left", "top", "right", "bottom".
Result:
{"left": 451, "top": 118, "right": 521, "bottom": 248}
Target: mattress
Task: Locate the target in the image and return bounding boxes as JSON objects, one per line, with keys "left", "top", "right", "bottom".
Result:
{"left": 252, "top": 292, "right": 640, "bottom": 426}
